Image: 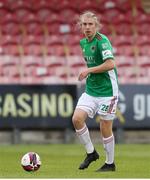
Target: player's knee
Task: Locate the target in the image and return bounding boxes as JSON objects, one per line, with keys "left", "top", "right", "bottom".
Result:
{"left": 101, "top": 120, "right": 110, "bottom": 126}
{"left": 100, "top": 120, "right": 113, "bottom": 137}
{"left": 72, "top": 114, "right": 81, "bottom": 126}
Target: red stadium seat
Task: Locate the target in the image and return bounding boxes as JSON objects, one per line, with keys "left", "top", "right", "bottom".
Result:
{"left": 114, "top": 22, "right": 134, "bottom": 35}
{"left": 136, "top": 56, "right": 150, "bottom": 67}
{"left": 44, "top": 34, "right": 63, "bottom": 46}
{"left": 66, "top": 76, "right": 79, "bottom": 84}
{"left": 116, "top": 55, "right": 135, "bottom": 67}
{"left": 21, "top": 55, "right": 43, "bottom": 67}
{"left": 22, "top": 35, "right": 44, "bottom": 45}
{"left": 56, "top": 0, "right": 79, "bottom": 11}
{"left": 48, "top": 66, "right": 68, "bottom": 79}
{"left": 68, "top": 44, "right": 82, "bottom": 56}
{"left": 99, "top": 14, "right": 108, "bottom": 26}
{"left": 1, "top": 22, "right": 21, "bottom": 35}
{"left": 119, "top": 76, "right": 137, "bottom": 84}
{"left": 133, "top": 0, "right": 143, "bottom": 11}
{"left": 59, "top": 8, "right": 78, "bottom": 24}
{"left": 0, "top": 12, "right": 18, "bottom": 24}
{"left": 132, "top": 2, "right": 145, "bottom": 17}
{"left": 138, "top": 45, "right": 150, "bottom": 56}
{"left": 135, "top": 22, "right": 150, "bottom": 35}
{"left": 9, "top": 0, "right": 32, "bottom": 11}
{"left": 23, "top": 43, "right": 44, "bottom": 56}
{"left": 69, "top": 65, "right": 86, "bottom": 78}
{"left": 135, "top": 35, "right": 150, "bottom": 46}
{"left": 41, "top": 75, "right": 66, "bottom": 84}
{"left": 117, "top": 66, "right": 137, "bottom": 79}
{"left": 62, "top": 34, "right": 81, "bottom": 46}
{"left": 36, "top": 7, "right": 54, "bottom": 23}
{"left": 136, "top": 59, "right": 150, "bottom": 79}
{"left": 69, "top": 24, "right": 80, "bottom": 35}
{"left": 44, "top": 0, "right": 76, "bottom": 12}
{"left": 136, "top": 76, "right": 150, "bottom": 84}
{"left": 67, "top": 56, "right": 86, "bottom": 79}
{"left": 0, "top": 34, "right": 22, "bottom": 45}
{"left": 22, "top": 66, "right": 37, "bottom": 77}
{"left": 32, "top": 0, "right": 53, "bottom": 10}
{"left": 46, "top": 22, "right": 61, "bottom": 35}
{"left": 0, "top": 0, "right": 10, "bottom": 9}
{"left": 136, "top": 66, "right": 147, "bottom": 78}
{"left": 44, "top": 56, "right": 66, "bottom": 67}
{"left": 111, "top": 35, "right": 133, "bottom": 47}
{"left": 79, "top": 0, "right": 101, "bottom": 12}
{"left": 20, "top": 55, "right": 44, "bottom": 77}
{"left": 47, "top": 44, "right": 65, "bottom": 56}
{"left": 115, "top": 44, "right": 135, "bottom": 56}
{"left": 113, "top": 13, "right": 132, "bottom": 25}
{"left": 39, "top": 11, "right": 60, "bottom": 24}
{"left": 113, "top": 0, "right": 132, "bottom": 12}
{"left": 0, "top": 8, "right": 10, "bottom": 23}
{"left": 24, "top": 73, "right": 66, "bottom": 85}
{"left": 19, "top": 76, "right": 36, "bottom": 85}
{"left": 67, "top": 55, "right": 86, "bottom": 68}
{"left": 14, "top": 11, "right": 37, "bottom": 23}
{"left": 1, "top": 44, "right": 20, "bottom": 55}
{"left": 99, "top": 25, "right": 113, "bottom": 36}
{"left": 1, "top": 64, "right": 20, "bottom": 77}
{"left": 134, "top": 12, "right": 150, "bottom": 24}
{"left": 0, "top": 76, "right": 20, "bottom": 84}
{"left": 24, "top": 21, "right": 44, "bottom": 35}
{"left": 0, "top": 55, "right": 20, "bottom": 66}
{"left": 103, "top": 7, "right": 121, "bottom": 23}
{"left": 13, "top": 7, "right": 32, "bottom": 20}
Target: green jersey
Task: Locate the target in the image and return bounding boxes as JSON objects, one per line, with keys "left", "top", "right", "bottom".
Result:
{"left": 80, "top": 32, "right": 118, "bottom": 97}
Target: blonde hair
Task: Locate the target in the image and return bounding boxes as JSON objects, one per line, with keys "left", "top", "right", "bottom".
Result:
{"left": 77, "top": 11, "right": 102, "bottom": 31}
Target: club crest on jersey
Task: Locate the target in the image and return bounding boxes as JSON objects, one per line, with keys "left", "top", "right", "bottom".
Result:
{"left": 90, "top": 45, "right": 96, "bottom": 53}
{"left": 102, "top": 43, "right": 108, "bottom": 49}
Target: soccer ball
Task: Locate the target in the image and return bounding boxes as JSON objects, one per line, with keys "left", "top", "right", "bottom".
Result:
{"left": 21, "top": 152, "right": 41, "bottom": 172}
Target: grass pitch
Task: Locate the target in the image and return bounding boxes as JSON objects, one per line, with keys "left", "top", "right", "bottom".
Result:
{"left": 0, "top": 144, "right": 150, "bottom": 178}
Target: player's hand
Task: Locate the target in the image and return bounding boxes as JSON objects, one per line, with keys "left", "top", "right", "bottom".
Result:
{"left": 78, "top": 69, "right": 89, "bottom": 81}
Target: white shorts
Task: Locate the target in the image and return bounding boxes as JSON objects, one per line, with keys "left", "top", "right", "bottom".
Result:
{"left": 76, "top": 92, "right": 118, "bottom": 120}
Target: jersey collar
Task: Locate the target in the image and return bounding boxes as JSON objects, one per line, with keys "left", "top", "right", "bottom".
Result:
{"left": 86, "top": 31, "right": 97, "bottom": 43}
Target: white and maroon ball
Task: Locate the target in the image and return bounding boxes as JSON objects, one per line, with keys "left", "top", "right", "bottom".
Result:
{"left": 21, "top": 152, "right": 41, "bottom": 172}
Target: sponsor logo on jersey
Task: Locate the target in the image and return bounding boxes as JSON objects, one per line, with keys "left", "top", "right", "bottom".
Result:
{"left": 84, "top": 56, "right": 95, "bottom": 64}
{"left": 102, "top": 50, "right": 112, "bottom": 58}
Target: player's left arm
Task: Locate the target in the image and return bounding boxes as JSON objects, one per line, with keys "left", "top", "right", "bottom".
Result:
{"left": 78, "top": 59, "right": 115, "bottom": 81}
{"left": 88, "top": 58, "right": 115, "bottom": 73}
{"left": 88, "top": 36, "right": 116, "bottom": 74}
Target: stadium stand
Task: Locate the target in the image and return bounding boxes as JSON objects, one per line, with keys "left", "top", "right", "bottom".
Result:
{"left": 0, "top": 0, "right": 149, "bottom": 84}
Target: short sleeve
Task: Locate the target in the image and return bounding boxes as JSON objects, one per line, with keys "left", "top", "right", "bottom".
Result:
{"left": 98, "top": 37, "right": 114, "bottom": 61}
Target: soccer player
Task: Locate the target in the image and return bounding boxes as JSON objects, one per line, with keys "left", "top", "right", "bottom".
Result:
{"left": 72, "top": 11, "right": 119, "bottom": 172}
